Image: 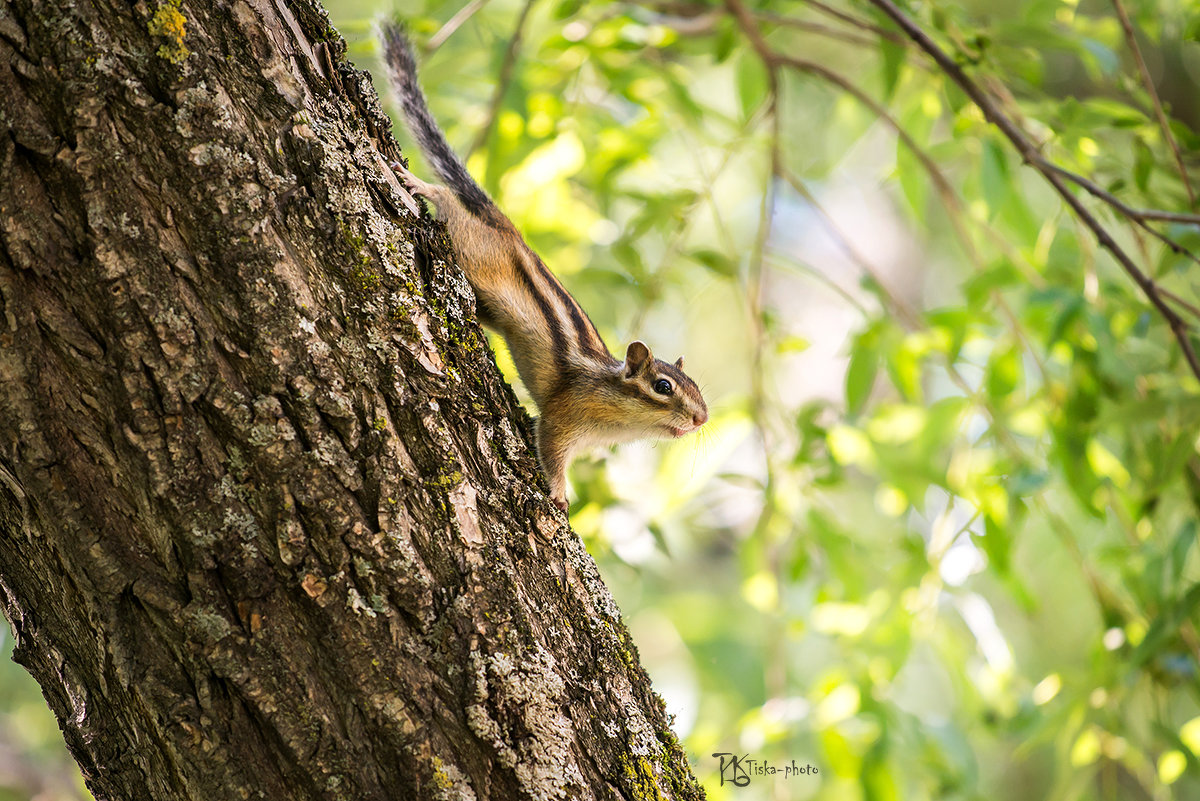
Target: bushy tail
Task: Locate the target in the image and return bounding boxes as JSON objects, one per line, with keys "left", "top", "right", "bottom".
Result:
{"left": 381, "top": 23, "right": 494, "bottom": 217}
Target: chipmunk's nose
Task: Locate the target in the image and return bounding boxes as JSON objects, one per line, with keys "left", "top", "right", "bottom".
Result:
{"left": 693, "top": 410, "right": 708, "bottom": 428}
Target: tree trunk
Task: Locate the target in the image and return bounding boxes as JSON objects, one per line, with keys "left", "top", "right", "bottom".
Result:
{"left": 0, "top": 0, "right": 704, "bottom": 798}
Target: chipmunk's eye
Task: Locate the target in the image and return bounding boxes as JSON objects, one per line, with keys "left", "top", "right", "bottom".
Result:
{"left": 653, "top": 379, "right": 673, "bottom": 396}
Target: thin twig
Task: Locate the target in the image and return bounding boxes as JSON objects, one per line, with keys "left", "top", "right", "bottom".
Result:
{"left": 727, "top": 1, "right": 963, "bottom": 217}
{"left": 1111, "top": 0, "right": 1195, "bottom": 206}
{"left": 777, "top": 167, "right": 920, "bottom": 327}
{"left": 727, "top": 8, "right": 1127, "bottom": 645}
{"left": 1038, "top": 161, "right": 1200, "bottom": 227}
{"left": 648, "top": 0, "right": 903, "bottom": 47}
{"left": 428, "top": 0, "right": 491, "bottom": 51}
{"left": 647, "top": 6, "right": 881, "bottom": 47}
{"left": 1044, "top": 162, "right": 1200, "bottom": 228}
{"left": 729, "top": 0, "right": 1059, "bottom": 445}
{"left": 756, "top": 16, "right": 881, "bottom": 49}
{"left": 1126, "top": 206, "right": 1200, "bottom": 320}
{"left": 1136, "top": 209, "right": 1200, "bottom": 224}
{"left": 765, "top": 249, "right": 872, "bottom": 315}
{"left": 800, "top": 0, "right": 903, "bottom": 43}
{"left": 1036, "top": 162, "right": 1200, "bottom": 276}
{"left": 1160, "top": 288, "right": 1200, "bottom": 321}
{"left": 775, "top": 54, "right": 958, "bottom": 200}
{"left": 726, "top": 0, "right": 963, "bottom": 223}
{"left": 866, "top": 0, "right": 1200, "bottom": 382}
{"left": 647, "top": 9, "right": 722, "bottom": 36}
{"left": 724, "top": 0, "right": 779, "bottom": 97}
{"left": 981, "top": 70, "right": 1200, "bottom": 271}
{"left": 468, "top": 0, "right": 537, "bottom": 158}
{"left": 627, "top": 105, "right": 766, "bottom": 334}
{"left": 766, "top": 4, "right": 1066, "bottom": 398}
{"left": 724, "top": 9, "right": 794, "bottom": 711}
{"left": 724, "top": 0, "right": 787, "bottom": 601}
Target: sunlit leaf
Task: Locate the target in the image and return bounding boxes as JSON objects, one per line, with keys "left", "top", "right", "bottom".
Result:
{"left": 688, "top": 248, "right": 737, "bottom": 277}
{"left": 880, "top": 38, "right": 906, "bottom": 101}
{"left": 735, "top": 50, "right": 767, "bottom": 120}
{"left": 981, "top": 138, "right": 1010, "bottom": 217}
{"left": 846, "top": 343, "right": 879, "bottom": 416}
{"left": 986, "top": 341, "right": 1022, "bottom": 399}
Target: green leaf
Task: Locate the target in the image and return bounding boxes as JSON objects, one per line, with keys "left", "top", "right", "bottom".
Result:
{"left": 664, "top": 75, "right": 705, "bottom": 125}
{"left": 714, "top": 19, "right": 737, "bottom": 63}
{"left": 1081, "top": 38, "right": 1119, "bottom": 78}
{"left": 1009, "top": 468, "right": 1049, "bottom": 496}
{"left": 778, "top": 335, "right": 810, "bottom": 355}
{"left": 1135, "top": 138, "right": 1154, "bottom": 192}
{"left": 1130, "top": 584, "right": 1200, "bottom": 669}
{"left": 926, "top": 308, "right": 975, "bottom": 360}
{"left": 688, "top": 248, "right": 737, "bottom": 277}
{"left": 735, "top": 51, "right": 768, "bottom": 120}
{"left": 880, "top": 38, "right": 906, "bottom": 101}
{"left": 612, "top": 240, "right": 647, "bottom": 281}
{"left": 1078, "top": 98, "right": 1147, "bottom": 128}
{"left": 986, "top": 342, "right": 1022, "bottom": 399}
{"left": 963, "top": 259, "right": 1019, "bottom": 308}
{"left": 647, "top": 521, "right": 671, "bottom": 557}
{"left": 885, "top": 339, "right": 922, "bottom": 403}
{"left": 981, "top": 138, "right": 1010, "bottom": 217}
{"left": 896, "top": 139, "right": 929, "bottom": 220}
{"left": 845, "top": 342, "right": 879, "bottom": 416}
{"left": 553, "top": 0, "right": 586, "bottom": 20}
{"left": 979, "top": 515, "right": 1012, "bottom": 575}
{"left": 1169, "top": 521, "right": 1196, "bottom": 585}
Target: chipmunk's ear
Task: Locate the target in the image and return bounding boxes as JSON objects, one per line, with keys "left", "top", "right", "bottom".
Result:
{"left": 624, "top": 341, "right": 653, "bottom": 378}
{"left": 674, "top": 356, "right": 685, "bottom": 369}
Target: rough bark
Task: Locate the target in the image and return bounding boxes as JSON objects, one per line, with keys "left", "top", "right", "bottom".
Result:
{"left": 0, "top": 0, "right": 704, "bottom": 798}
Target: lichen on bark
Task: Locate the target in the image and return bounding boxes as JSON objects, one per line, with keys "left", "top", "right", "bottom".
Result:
{"left": 148, "top": 0, "right": 190, "bottom": 64}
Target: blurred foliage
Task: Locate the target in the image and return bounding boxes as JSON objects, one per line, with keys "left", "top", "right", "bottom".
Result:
{"left": 7, "top": 0, "right": 1200, "bottom": 799}
{"left": 0, "top": 632, "right": 87, "bottom": 800}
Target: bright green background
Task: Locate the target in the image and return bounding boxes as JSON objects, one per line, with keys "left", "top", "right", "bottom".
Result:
{"left": 5, "top": 0, "right": 1200, "bottom": 799}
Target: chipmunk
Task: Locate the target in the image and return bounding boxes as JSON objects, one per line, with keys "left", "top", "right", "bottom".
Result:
{"left": 382, "top": 24, "right": 708, "bottom": 511}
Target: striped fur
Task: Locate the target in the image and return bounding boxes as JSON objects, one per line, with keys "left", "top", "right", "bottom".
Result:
{"left": 383, "top": 23, "right": 708, "bottom": 509}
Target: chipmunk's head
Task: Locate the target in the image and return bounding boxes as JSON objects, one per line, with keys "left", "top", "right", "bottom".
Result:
{"left": 619, "top": 341, "right": 708, "bottom": 438}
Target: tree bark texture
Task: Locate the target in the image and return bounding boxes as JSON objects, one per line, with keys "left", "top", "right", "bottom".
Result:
{"left": 0, "top": 0, "right": 704, "bottom": 798}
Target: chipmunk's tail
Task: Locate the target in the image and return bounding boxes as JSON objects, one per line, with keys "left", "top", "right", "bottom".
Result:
{"left": 381, "top": 22, "right": 494, "bottom": 218}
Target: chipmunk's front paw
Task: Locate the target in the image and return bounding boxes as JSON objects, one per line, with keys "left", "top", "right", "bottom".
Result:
{"left": 552, "top": 496, "right": 569, "bottom": 513}
{"left": 389, "top": 161, "right": 429, "bottom": 197}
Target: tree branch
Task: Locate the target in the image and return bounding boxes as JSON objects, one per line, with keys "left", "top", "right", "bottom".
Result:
{"left": 799, "top": 0, "right": 905, "bottom": 43}
{"left": 1111, "top": 0, "right": 1195, "bottom": 206}
{"left": 469, "top": 0, "right": 537, "bottom": 157}
{"left": 1044, "top": 162, "right": 1200, "bottom": 228}
{"left": 723, "top": 0, "right": 779, "bottom": 99}
{"left": 865, "top": 0, "right": 1200, "bottom": 382}
{"left": 428, "top": 0, "right": 491, "bottom": 51}
{"left": 756, "top": 15, "right": 882, "bottom": 49}
{"left": 1039, "top": 161, "right": 1200, "bottom": 271}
